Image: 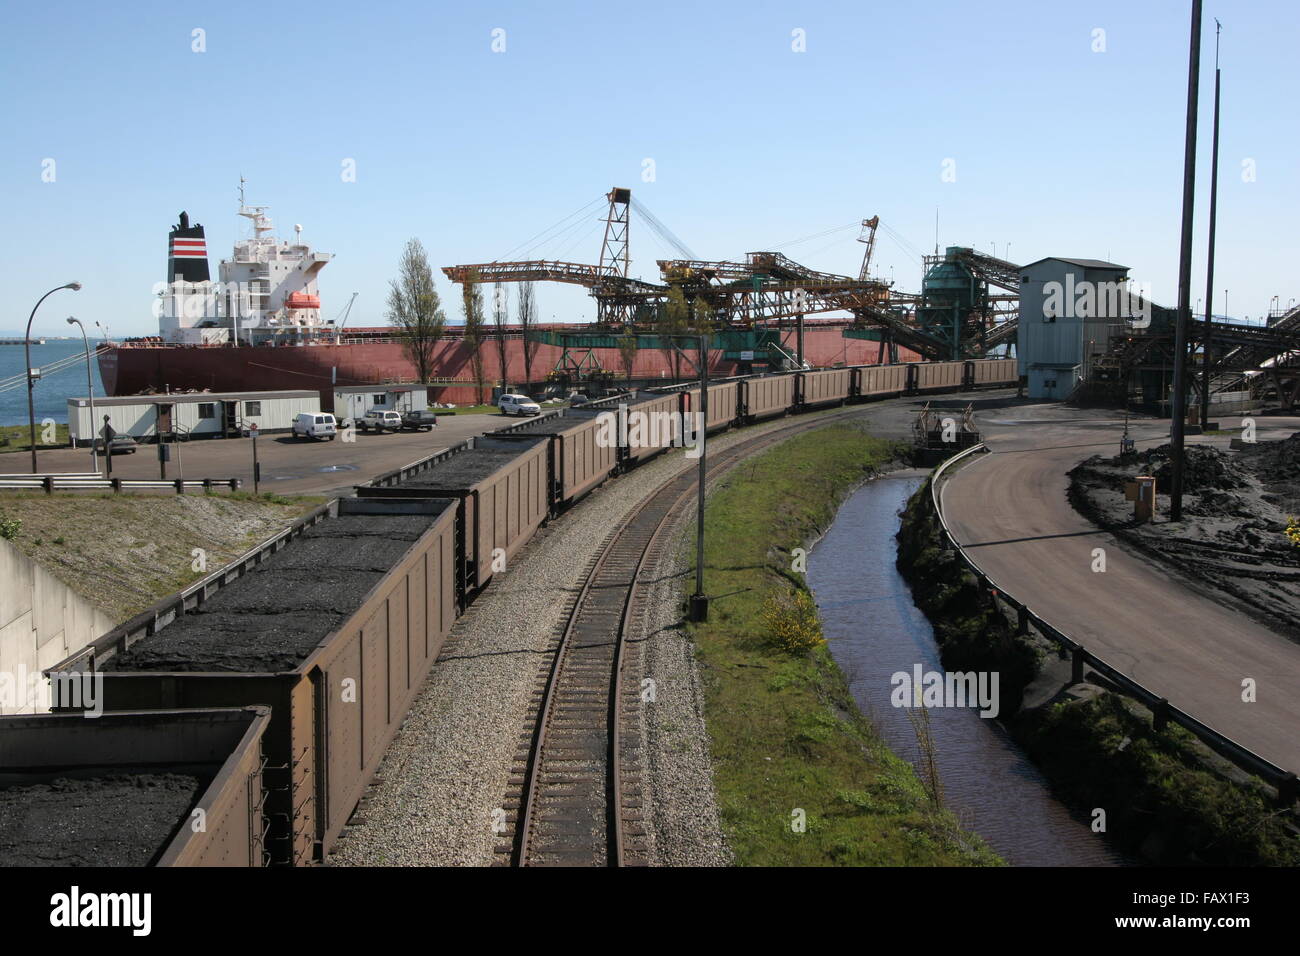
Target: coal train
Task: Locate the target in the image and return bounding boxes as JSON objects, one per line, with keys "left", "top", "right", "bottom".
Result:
{"left": 16, "top": 358, "right": 1016, "bottom": 866}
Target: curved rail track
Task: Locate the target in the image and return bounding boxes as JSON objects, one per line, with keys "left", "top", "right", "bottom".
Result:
{"left": 499, "top": 405, "right": 875, "bottom": 866}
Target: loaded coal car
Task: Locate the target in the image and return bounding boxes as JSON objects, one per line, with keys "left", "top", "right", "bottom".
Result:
{"left": 797, "top": 367, "right": 853, "bottom": 408}
{"left": 680, "top": 381, "right": 740, "bottom": 434}
{"left": 739, "top": 373, "right": 796, "bottom": 423}
{"left": 359, "top": 435, "right": 548, "bottom": 596}
{"left": 0, "top": 707, "right": 270, "bottom": 867}
{"left": 855, "top": 363, "right": 910, "bottom": 399}
{"left": 489, "top": 410, "right": 617, "bottom": 512}
{"left": 49, "top": 497, "right": 458, "bottom": 866}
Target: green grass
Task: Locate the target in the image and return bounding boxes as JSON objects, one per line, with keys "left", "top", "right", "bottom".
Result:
{"left": 0, "top": 422, "right": 70, "bottom": 453}
{"left": 687, "top": 422, "right": 1000, "bottom": 866}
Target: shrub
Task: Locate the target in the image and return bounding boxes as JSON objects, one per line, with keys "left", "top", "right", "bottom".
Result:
{"left": 760, "top": 589, "right": 825, "bottom": 655}
{"left": 0, "top": 511, "right": 20, "bottom": 540}
{"left": 1286, "top": 516, "right": 1300, "bottom": 549}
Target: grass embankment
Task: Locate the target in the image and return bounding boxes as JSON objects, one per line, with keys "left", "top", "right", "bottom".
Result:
{"left": 896, "top": 479, "right": 1041, "bottom": 711}
{"left": 0, "top": 492, "right": 325, "bottom": 623}
{"left": 896, "top": 474, "right": 1300, "bottom": 865}
{"left": 0, "top": 423, "right": 70, "bottom": 454}
{"left": 689, "top": 422, "right": 1000, "bottom": 866}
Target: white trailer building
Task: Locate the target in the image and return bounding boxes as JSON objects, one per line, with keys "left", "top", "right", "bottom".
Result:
{"left": 329, "top": 384, "right": 429, "bottom": 421}
{"left": 67, "top": 390, "right": 320, "bottom": 446}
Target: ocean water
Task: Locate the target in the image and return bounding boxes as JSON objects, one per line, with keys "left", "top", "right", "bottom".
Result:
{"left": 0, "top": 339, "right": 107, "bottom": 426}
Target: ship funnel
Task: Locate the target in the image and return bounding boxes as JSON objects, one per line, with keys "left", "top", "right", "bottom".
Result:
{"left": 168, "top": 211, "right": 210, "bottom": 284}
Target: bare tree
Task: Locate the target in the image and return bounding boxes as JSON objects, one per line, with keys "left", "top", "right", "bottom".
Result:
{"left": 386, "top": 239, "right": 445, "bottom": 382}
{"left": 492, "top": 282, "right": 509, "bottom": 394}
{"left": 517, "top": 281, "right": 539, "bottom": 389}
{"left": 461, "top": 271, "right": 487, "bottom": 405}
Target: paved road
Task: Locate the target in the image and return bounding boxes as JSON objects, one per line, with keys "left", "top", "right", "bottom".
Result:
{"left": 941, "top": 405, "right": 1300, "bottom": 774}
{"left": 9, "top": 412, "right": 517, "bottom": 498}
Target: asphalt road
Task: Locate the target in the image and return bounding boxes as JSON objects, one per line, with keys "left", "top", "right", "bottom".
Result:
{"left": 10, "top": 412, "right": 525, "bottom": 498}
{"left": 941, "top": 404, "right": 1300, "bottom": 774}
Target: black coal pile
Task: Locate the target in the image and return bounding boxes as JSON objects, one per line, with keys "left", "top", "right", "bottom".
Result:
{"left": 1137, "top": 443, "right": 1248, "bottom": 494}
{"left": 1237, "top": 431, "right": 1300, "bottom": 499}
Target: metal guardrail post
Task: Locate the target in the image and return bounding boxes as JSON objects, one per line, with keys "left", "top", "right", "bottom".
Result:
{"left": 1071, "top": 646, "right": 1086, "bottom": 684}
{"left": 1152, "top": 698, "right": 1170, "bottom": 732}
{"left": 42, "top": 476, "right": 53, "bottom": 495}
{"left": 110, "top": 478, "right": 122, "bottom": 493}
{"left": 1278, "top": 772, "right": 1298, "bottom": 807}
{"left": 174, "top": 479, "right": 184, "bottom": 494}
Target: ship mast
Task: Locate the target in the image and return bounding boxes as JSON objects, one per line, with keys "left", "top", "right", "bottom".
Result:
{"left": 237, "top": 176, "right": 274, "bottom": 238}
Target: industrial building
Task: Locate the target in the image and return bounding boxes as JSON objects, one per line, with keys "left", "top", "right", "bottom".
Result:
{"left": 67, "top": 390, "right": 321, "bottom": 445}
{"left": 1016, "top": 257, "right": 1133, "bottom": 400}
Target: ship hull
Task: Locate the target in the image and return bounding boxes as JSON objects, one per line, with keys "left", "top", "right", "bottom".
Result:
{"left": 99, "top": 328, "right": 914, "bottom": 403}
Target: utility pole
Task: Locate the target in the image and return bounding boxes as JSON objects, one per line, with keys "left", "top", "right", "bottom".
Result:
{"left": 689, "top": 290, "right": 710, "bottom": 622}
{"left": 1169, "top": 0, "right": 1203, "bottom": 522}
{"left": 1201, "top": 19, "right": 1223, "bottom": 430}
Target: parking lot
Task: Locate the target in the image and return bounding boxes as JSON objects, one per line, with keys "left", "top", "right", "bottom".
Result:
{"left": 16, "top": 412, "right": 517, "bottom": 497}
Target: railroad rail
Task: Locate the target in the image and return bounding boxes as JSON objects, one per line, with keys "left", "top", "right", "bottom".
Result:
{"left": 502, "top": 405, "right": 875, "bottom": 866}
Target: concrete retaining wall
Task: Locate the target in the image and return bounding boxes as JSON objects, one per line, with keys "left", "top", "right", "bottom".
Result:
{"left": 0, "top": 539, "right": 115, "bottom": 714}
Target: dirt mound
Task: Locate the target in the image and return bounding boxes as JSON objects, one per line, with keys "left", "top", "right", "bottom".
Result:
{"left": 1140, "top": 444, "right": 1249, "bottom": 494}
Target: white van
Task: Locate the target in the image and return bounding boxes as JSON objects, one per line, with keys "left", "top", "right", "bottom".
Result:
{"left": 498, "top": 393, "right": 541, "bottom": 416}
{"left": 292, "top": 412, "right": 337, "bottom": 440}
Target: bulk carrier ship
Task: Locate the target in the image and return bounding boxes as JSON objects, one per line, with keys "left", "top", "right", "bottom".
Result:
{"left": 99, "top": 187, "right": 910, "bottom": 403}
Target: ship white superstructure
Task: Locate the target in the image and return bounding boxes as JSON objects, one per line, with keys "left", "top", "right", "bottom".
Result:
{"left": 156, "top": 181, "right": 332, "bottom": 345}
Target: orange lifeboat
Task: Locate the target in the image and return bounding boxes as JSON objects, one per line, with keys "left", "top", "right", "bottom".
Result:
{"left": 286, "top": 292, "right": 320, "bottom": 309}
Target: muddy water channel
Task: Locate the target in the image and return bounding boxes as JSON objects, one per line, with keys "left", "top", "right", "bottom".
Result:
{"left": 806, "top": 473, "right": 1126, "bottom": 866}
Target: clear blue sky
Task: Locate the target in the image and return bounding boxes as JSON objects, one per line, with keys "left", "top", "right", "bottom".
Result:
{"left": 2, "top": 0, "right": 1296, "bottom": 337}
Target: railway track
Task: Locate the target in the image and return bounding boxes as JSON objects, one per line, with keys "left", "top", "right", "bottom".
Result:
{"left": 498, "top": 405, "right": 873, "bottom": 866}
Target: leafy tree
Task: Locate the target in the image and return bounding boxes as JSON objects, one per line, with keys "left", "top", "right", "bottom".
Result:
{"left": 492, "top": 282, "right": 510, "bottom": 393}
{"left": 517, "top": 281, "right": 539, "bottom": 388}
{"left": 386, "top": 239, "right": 445, "bottom": 382}
{"left": 461, "top": 271, "right": 487, "bottom": 404}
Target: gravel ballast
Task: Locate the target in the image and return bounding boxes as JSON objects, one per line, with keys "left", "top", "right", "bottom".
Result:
{"left": 328, "top": 396, "right": 994, "bottom": 866}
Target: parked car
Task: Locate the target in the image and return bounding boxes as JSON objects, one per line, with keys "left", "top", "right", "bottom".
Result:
{"left": 92, "top": 435, "right": 139, "bottom": 455}
{"left": 292, "top": 412, "right": 338, "bottom": 441}
{"left": 498, "top": 394, "right": 541, "bottom": 417}
{"left": 359, "top": 410, "right": 403, "bottom": 433}
{"left": 401, "top": 410, "right": 439, "bottom": 431}
{"left": 568, "top": 393, "right": 590, "bottom": 406}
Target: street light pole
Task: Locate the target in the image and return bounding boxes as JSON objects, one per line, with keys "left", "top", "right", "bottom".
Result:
{"left": 25, "top": 282, "right": 82, "bottom": 473}
{"left": 66, "top": 317, "right": 98, "bottom": 473}
{"left": 687, "top": 291, "right": 710, "bottom": 623}
{"left": 1168, "top": 0, "right": 1203, "bottom": 522}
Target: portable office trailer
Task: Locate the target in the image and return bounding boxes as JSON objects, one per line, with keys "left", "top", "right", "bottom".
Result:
{"left": 50, "top": 497, "right": 459, "bottom": 865}
{"left": 329, "top": 384, "right": 430, "bottom": 420}
{"left": 67, "top": 390, "right": 319, "bottom": 445}
{"left": 0, "top": 707, "right": 270, "bottom": 867}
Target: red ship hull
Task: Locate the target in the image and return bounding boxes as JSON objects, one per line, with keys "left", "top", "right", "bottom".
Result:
{"left": 99, "top": 325, "right": 915, "bottom": 404}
